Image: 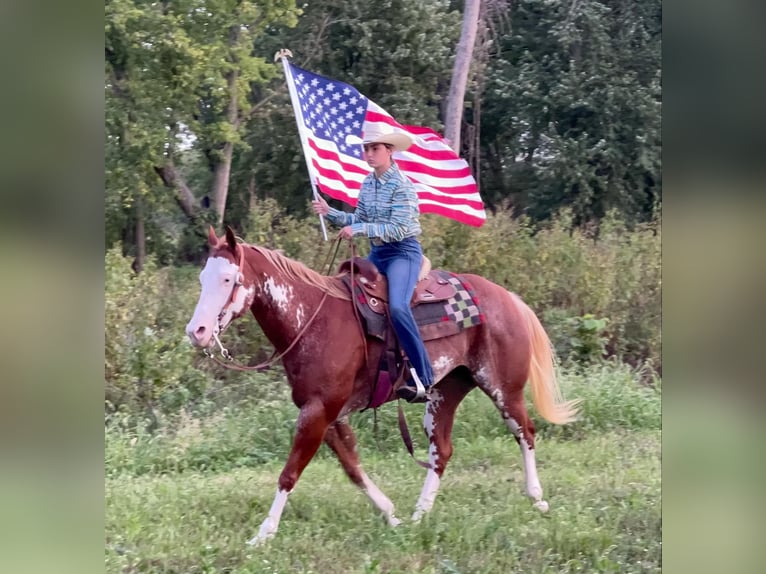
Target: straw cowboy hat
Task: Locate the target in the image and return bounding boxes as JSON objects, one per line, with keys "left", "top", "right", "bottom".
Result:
{"left": 346, "top": 125, "right": 413, "bottom": 152}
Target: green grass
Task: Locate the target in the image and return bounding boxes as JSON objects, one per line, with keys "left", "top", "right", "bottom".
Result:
{"left": 106, "top": 363, "right": 661, "bottom": 573}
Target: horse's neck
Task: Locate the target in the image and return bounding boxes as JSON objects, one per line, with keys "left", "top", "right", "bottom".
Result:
{"left": 245, "top": 250, "right": 325, "bottom": 350}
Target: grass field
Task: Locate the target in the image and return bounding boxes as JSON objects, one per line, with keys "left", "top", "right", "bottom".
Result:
{"left": 106, "top": 364, "right": 661, "bottom": 573}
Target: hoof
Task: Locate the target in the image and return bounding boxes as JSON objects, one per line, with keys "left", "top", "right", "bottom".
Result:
{"left": 246, "top": 529, "right": 276, "bottom": 547}
{"left": 533, "top": 500, "right": 549, "bottom": 513}
{"left": 388, "top": 515, "right": 402, "bottom": 527}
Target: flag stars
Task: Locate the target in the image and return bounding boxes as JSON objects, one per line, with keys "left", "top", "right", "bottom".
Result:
{"left": 310, "top": 78, "right": 319, "bottom": 87}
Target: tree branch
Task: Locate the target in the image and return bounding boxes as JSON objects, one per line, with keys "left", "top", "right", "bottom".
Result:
{"left": 153, "top": 163, "right": 198, "bottom": 219}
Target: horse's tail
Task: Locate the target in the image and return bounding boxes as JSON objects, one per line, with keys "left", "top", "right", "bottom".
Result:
{"left": 510, "top": 292, "right": 581, "bottom": 425}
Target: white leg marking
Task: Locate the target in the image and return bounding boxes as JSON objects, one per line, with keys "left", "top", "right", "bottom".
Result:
{"left": 412, "top": 468, "right": 441, "bottom": 522}
{"left": 413, "top": 390, "right": 444, "bottom": 522}
{"left": 247, "top": 488, "right": 291, "bottom": 546}
{"left": 506, "top": 417, "right": 549, "bottom": 513}
{"left": 361, "top": 472, "right": 401, "bottom": 526}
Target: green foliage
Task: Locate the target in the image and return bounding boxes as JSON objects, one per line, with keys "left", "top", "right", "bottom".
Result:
{"left": 104, "top": 202, "right": 660, "bottom": 420}
{"left": 106, "top": 361, "right": 659, "bottom": 476}
{"left": 106, "top": 0, "right": 661, "bottom": 263}
{"left": 479, "top": 0, "right": 661, "bottom": 225}
{"left": 105, "top": 245, "right": 210, "bottom": 419}
{"left": 420, "top": 207, "right": 661, "bottom": 368}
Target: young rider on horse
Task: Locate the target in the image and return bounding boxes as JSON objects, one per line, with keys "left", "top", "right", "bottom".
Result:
{"left": 312, "top": 126, "right": 434, "bottom": 402}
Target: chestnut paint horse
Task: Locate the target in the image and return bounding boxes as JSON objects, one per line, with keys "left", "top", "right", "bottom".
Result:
{"left": 186, "top": 227, "right": 580, "bottom": 546}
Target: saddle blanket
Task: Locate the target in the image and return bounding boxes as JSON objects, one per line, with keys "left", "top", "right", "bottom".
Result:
{"left": 348, "top": 271, "right": 485, "bottom": 342}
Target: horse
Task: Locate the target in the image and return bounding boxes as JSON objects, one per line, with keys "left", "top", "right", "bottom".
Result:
{"left": 185, "top": 226, "right": 580, "bottom": 546}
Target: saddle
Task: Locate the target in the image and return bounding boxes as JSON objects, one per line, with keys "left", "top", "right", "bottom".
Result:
{"left": 338, "top": 256, "right": 484, "bottom": 409}
{"left": 337, "top": 256, "right": 458, "bottom": 312}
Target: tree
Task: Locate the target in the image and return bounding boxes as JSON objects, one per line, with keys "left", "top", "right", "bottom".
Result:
{"left": 478, "top": 0, "right": 661, "bottom": 224}
{"left": 444, "top": 0, "right": 481, "bottom": 152}
{"left": 106, "top": 0, "right": 300, "bottom": 263}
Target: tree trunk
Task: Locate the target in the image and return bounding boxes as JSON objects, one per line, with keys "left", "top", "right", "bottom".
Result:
{"left": 154, "top": 163, "right": 198, "bottom": 218}
{"left": 210, "top": 27, "right": 241, "bottom": 227}
{"left": 444, "top": 0, "right": 481, "bottom": 152}
{"left": 133, "top": 192, "right": 146, "bottom": 274}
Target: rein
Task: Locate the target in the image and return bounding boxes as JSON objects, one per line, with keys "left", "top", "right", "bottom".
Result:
{"left": 207, "top": 290, "right": 329, "bottom": 372}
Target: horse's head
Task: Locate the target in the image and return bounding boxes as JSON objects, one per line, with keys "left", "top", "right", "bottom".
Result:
{"left": 185, "top": 226, "right": 256, "bottom": 348}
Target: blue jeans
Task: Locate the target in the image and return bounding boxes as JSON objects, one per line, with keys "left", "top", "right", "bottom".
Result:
{"left": 368, "top": 237, "right": 434, "bottom": 387}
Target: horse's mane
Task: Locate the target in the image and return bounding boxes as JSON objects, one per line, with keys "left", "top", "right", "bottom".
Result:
{"left": 248, "top": 245, "right": 351, "bottom": 301}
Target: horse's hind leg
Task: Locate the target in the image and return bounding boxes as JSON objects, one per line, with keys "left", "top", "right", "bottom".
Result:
{"left": 324, "top": 417, "right": 401, "bottom": 527}
{"left": 412, "top": 373, "right": 474, "bottom": 522}
{"left": 490, "top": 388, "right": 550, "bottom": 512}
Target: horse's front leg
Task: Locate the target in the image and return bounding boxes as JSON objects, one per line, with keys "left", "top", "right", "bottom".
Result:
{"left": 324, "top": 417, "right": 401, "bottom": 527}
{"left": 247, "top": 399, "right": 333, "bottom": 546}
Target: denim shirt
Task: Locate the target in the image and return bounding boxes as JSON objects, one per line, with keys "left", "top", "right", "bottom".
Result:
{"left": 326, "top": 162, "right": 422, "bottom": 244}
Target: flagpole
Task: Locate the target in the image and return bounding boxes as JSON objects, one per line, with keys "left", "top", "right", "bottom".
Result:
{"left": 275, "top": 49, "right": 328, "bottom": 241}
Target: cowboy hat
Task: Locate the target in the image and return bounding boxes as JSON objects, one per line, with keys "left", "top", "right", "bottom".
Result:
{"left": 345, "top": 125, "right": 413, "bottom": 152}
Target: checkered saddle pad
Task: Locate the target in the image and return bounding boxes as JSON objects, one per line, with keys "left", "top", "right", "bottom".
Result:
{"left": 343, "top": 270, "right": 484, "bottom": 342}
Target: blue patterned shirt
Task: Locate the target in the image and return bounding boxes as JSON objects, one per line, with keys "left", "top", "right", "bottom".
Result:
{"left": 325, "top": 163, "right": 422, "bottom": 244}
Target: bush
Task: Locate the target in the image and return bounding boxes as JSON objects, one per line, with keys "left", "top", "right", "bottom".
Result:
{"left": 420, "top": 206, "right": 660, "bottom": 369}
{"left": 105, "top": 202, "right": 660, "bottom": 421}
{"left": 105, "top": 362, "right": 660, "bottom": 477}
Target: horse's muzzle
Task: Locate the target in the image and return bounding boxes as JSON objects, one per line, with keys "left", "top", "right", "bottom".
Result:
{"left": 186, "top": 321, "right": 214, "bottom": 348}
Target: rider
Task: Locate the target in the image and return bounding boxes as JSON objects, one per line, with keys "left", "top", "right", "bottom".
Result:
{"left": 312, "top": 125, "right": 435, "bottom": 402}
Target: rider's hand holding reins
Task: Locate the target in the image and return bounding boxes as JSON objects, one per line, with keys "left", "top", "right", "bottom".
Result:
{"left": 338, "top": 226, "right": 354, "bottom": 240}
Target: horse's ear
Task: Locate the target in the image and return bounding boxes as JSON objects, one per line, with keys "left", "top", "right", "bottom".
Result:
{"left": 224, "top": 226, "right": 238, "bottom": 253}
{"left": 207, "top": 226, "right": 219, "bottom": 247}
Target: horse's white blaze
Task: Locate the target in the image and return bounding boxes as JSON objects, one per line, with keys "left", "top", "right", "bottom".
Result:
{"left": 506, "top": 416, "right": 547, "bottom": 511}
{"left": 186, "top": 257, "right": 240, "bottom": 345}
{"left": 360, "top": 472, "right": 400, "bottom": 526}
{"left": 264, "top": 277, "right": 292, "bottom": 313}
{"left": 247, "top": 488, "right": 291, "bottom": 546}
{"left": 432, "top": 355, "right": 454, "bottom": 379}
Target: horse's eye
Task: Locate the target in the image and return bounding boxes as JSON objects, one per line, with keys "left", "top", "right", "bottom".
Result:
{"left": 224, "top": 278, "right": 231, "bottom": 283}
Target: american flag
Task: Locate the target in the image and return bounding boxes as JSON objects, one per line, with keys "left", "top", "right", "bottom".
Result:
{"left": 285, "top": 61, "right": 486, "bottom": 227}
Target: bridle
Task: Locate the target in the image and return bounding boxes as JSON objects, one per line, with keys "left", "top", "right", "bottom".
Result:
{"left": 205, "top": 243, "right": 248, "bottom": 360}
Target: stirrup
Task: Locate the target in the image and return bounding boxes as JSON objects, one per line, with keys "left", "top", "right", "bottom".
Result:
{"left": 396, "top": 368, "right": 427, "bottom": 403}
